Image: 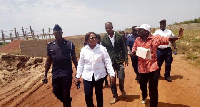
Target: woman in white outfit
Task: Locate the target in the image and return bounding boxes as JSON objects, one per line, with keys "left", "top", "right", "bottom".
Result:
{"left": 75, "top": 32, "right": 115, "bottom": 107}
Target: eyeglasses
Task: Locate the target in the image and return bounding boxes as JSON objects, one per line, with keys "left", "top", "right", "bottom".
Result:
{"left": 89, "top": 37, "right": 96, "bottom": 40}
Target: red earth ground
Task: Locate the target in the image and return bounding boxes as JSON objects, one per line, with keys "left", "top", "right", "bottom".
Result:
{"left": 0, "top": 40, "right": 22, "bottom": 54}
{"left": 0, "top": 54, "right": 199, "bottom": 107}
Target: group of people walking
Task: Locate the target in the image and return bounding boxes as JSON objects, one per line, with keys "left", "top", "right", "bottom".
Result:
{"left": 42, "top": 19, "right": 183, "bottom": 107}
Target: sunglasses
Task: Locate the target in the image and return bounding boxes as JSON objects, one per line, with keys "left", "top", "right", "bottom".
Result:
{"left": 89, "top": 37, "right": 96, "bottom": 40}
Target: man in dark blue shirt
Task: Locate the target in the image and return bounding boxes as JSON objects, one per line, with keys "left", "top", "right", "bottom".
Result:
{"left": 126, "top": 26, "right": 139, "bottom": 80}
{"left": 42, "top": 24, "right": 78, "bottom": 107}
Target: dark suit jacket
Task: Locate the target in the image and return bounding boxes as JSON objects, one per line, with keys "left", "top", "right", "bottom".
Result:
{"left": 101, "top": 31, "right": 128, "bottom": 64}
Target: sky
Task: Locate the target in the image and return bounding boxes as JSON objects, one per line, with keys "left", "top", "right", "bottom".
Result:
{"left": 0, "top": 0, "right": 200, "bottom": 37}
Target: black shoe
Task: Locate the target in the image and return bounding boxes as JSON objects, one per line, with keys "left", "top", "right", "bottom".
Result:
{"left": 165, "top": 77, "right": 172, "bottom": 82}
{"left": 157, "top": 73, "right": 161, "bottom": 78}
{"left": 135, "top": 76, "right": 139, "bottom": 80}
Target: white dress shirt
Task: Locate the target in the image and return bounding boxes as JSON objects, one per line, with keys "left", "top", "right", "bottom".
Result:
{"left": 76, "top": 44, "right": 115, "bottom": 81}
{"left": 153, "top": 29, "right": 174, "bottom": 49}
{"left": 108, "top": 32, "right": 115, "bottom": 47}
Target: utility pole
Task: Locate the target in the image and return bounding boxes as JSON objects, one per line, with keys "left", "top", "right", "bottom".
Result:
{"left": 9, "top": 30, "right": 14, "bottom": 41}
{"left": 14, "top": 28, "right": 18, "bottom": 39}
{"left": 22, "top": 27, "right": 27, "bottom": 40}
{"left": 48, "top": 28, "right": 50, "bottom": 39}
{"left": 42, "top": 28, "right": 45, "bottom": 39}
{"left": 32, "top": 30, "right": 35, "bottom": 40}
{"left": 16, "top": 31, "right": 19, "bottom": 38}
{"left": 30, "top": 26, "right": 35, "bottom": 40}
{"left": 1, "top": 30, "right": 5, "bottom": 43}
{"left": 10, "top": 32, "right": 13, "bottom": 41}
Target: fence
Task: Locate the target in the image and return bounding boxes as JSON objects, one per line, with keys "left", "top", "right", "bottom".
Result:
{"left": 0, "top": 26, "right": 54, "bottom": 43}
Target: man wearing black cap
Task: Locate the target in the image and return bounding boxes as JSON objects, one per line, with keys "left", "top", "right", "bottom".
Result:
{"left": 153, "top": 19, "right": 178, "bottom": 82}
{"left": 42, "top": 24, "right": 78, "bottom": 107}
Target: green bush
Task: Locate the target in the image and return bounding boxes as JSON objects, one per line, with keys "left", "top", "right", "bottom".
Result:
{"left": 173, "top": 17, "right": 200, "bottom": 25}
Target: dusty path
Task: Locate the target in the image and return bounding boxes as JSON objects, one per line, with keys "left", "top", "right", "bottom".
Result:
{"left": 2, "top": 55, "right": 200, "bottom": 107}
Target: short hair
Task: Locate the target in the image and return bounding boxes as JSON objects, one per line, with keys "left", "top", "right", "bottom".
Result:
{"left": 105, "top": 22, "right": 112, "bottom": 26}
{"left": 96, "top": 34, "right": 101, "bottom": 39}
{"left": 132, "top": 26, "right": 137, "bottom": 29}
{"left": 159, "top": 19, "right": 166, "bottom": 23}
{"left": 85, "top": 32, "right": 96, "bottom": 43}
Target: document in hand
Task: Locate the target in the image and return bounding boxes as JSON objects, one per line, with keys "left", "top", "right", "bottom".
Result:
{"left": 136, "top": 47, "right": 151, "bottom": 59}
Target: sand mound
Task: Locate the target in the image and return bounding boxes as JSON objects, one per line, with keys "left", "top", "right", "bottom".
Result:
{"left": 0, "top": 53, "right": 48, "bottom": 107}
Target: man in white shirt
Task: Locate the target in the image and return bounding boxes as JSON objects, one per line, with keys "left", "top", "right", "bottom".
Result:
{"left": 101, "top": 22, "right": 128, "bottom": 104}
{"left": 153, "top": 19, "right": 178, "bottom": 82}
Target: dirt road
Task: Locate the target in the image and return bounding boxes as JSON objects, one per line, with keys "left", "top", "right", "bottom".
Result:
{"left": 1, "top": 54, "right": 200, "bottom": 107}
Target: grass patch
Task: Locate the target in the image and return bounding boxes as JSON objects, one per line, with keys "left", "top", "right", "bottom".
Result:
{"left": 0, "top": 42, "right": 9, "bottom": 46}
{"left": 173, "top": 29, "right": 200, "bottom": 66}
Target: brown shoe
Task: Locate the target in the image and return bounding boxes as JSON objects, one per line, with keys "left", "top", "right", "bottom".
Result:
{"left": 110, "top": 98, "right": 118, "bottom": 104}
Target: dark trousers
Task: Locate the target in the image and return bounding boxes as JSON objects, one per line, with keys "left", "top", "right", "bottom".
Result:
{"left": 139, "top": 71, "right": 158, "bottom": 107}
{"left": 157, "top": 47, "right": 173, "bottom": 78}
{"left": 104, "top": 75, "right": 108, "bottom": 84}
{"left": 83, "top": 75, "right": 104, "bottom": 107}
{"left": 131, "top": 55, "right": 139, "bottom": 76}
{"left": 111, "top": 63, "right": 125, "bottom": 98}
{"left": 52, "top": 76, "right": 72, "bottom": 107}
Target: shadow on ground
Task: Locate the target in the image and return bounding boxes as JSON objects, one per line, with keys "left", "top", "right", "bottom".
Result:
{"left": 144, "top": 99, "right": 190, "bottom": 107}
{"left": 118, "top": 94, "right": 140, "bottom": 102}
{"left": 159, "top": 75, "right": 183, "bottom": 81}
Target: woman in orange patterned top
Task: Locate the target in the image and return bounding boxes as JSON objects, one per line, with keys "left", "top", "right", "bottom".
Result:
{"left": 132, "top": 24, "right": 183, "bottom": 107}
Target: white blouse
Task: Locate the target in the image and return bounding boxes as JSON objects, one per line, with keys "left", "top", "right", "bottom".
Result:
{"left": 76, "top": 44, "right": 115, "bottom": 81}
